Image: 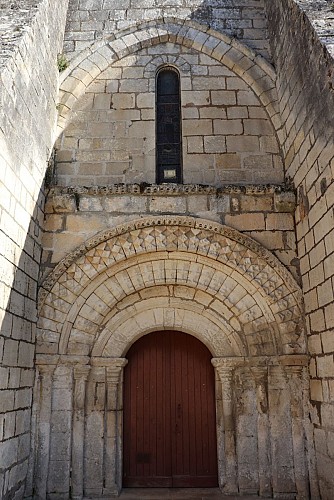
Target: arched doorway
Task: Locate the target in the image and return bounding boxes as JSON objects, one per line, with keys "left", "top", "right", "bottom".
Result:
{"left": 123, "top": 331, "right": 218, "bottom": 488}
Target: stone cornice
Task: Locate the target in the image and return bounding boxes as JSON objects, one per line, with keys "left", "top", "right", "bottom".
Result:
{"left": 47, "top": 183, "right": 293, "bottom": 197}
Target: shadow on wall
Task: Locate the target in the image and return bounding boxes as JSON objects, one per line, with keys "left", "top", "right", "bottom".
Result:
{"left": 190, "top": 0, "right": 242, "bottom": 37}
{"left": 0, "top": 185, "right": 45, "bottom": 499}
{"left": 190, "top": 0, "right": 269, "bottom": 60}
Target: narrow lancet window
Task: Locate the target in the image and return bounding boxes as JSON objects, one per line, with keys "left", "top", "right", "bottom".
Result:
{"left": 156, "top": 67, "right": 182, "bottom": 184}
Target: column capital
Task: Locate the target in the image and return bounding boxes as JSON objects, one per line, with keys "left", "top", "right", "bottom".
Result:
{"left": 91, "top": 357, "right": 128, "bottom": 369}
{"left": 74, "top": 365, "right": 91, "bottom": 381}
{"left": 212, "top": 357, "right": 244, "bottom": 379}
{"left": 279, "top": 354, "right": 308, "bottom": 367}
{"left": 250, "top": 365, "right": 268, "bottom": 383}
{"left": 37, "top": 364, "right": 57, "bottom": 377}
{"left": 284, "top": 365, "right": 304, "bottom": 378}
{"left": 106, "top": 359, "right": 128, "bottom": 385}
{"left": 36, "top": 354, "right": 59, "bottom": 367}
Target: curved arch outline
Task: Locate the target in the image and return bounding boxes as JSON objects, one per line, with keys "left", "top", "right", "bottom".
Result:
{"left": 38, "top": 217, "right": 305, "bottom": 359}
{"left": 56, "top": 17, "right": 280, "bottom": 137}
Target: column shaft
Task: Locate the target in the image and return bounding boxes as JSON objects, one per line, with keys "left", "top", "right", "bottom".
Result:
{"left": 251, "top": 366, "right": 272, "bottom": 497}
{"left": 103, "top": 359, "right": 128, "bottom": 496}
{"left": 71, "top": 366, "right": 90, "bottom": 500}
{"left": 35, "top": 364, "right": 56, "bottom": 500}
{"left": 212, "top": 358, "right": 243, "bottom": 494}
{"left": 285, "top": 365, "right": 309, "bottom": 500}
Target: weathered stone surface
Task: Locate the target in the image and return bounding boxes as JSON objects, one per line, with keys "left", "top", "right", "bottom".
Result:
{"left": 0, "top": 0, "right": 69, "bottom": 497}
{"left": 267, "top": 1, "right": 334, "bottom": 496}
{"left": 1, "top": 0, "right": 334, "bottom": 498}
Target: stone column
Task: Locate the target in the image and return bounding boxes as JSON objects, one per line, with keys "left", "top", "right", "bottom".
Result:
{"left": 283, "top": 357, "right": 309, "bottom": 500}
{"left": 212, "top": 357, "right": 243, "bottom": 494}
{"left": 35, "top": 364, "right": 56, "bottom": 499}
{"left": 250, "top": 365, "right": 272, "bottom": 497}
{"left": 91, "top": 358, "right": 128, "bottom": 496}
{"left": 71, "top": 365, "right": 91, "bottom": 500}
{"left": 269, "top": 364, "right": 296, "bottom": 497}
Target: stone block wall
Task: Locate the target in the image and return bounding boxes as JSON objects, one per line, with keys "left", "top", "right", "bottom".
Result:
{"left": 266, "top": 1, "right": 334, "bottom": 497}
{"left": 64, "top": 0, "right": 270, "bottom": 62}
{"left": 295, "top": 0, "right": 334, "bottom": 57}
{"left": 0, "top": 1, "right": 69, "bottom": 498}
{"left": 40, "top": 184, "right": 297, "bottom": 286}
{"left": 55, "top": 42, "right": 282, "bottom": 186}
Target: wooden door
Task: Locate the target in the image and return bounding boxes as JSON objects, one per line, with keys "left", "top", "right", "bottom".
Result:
{"left": 123, "top": 331, "right": 218, "bottom": 488}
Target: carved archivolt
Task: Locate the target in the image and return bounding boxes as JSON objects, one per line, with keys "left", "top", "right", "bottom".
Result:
{"left": 38, "top": 217, "right": 304, "bottom": 358}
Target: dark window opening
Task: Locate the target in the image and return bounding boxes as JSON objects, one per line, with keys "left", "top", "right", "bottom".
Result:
{"left": 156, "top": 67, "right": 182, "bottom": 184}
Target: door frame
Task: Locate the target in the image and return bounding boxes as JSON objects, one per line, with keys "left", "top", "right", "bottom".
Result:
{"left": 122, "top": 330, "right": 219, "bottom": 488}
{"left": 109, "top": 350, "right": 244, "bottom": 495}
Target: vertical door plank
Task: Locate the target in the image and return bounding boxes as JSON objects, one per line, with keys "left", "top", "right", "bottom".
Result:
{"left": 123, "top": 331, "right": 218, "bottom": 488}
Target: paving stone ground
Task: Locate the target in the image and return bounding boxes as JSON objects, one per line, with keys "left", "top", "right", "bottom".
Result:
{"left": 117, "top": 489, "right": 259, "bottom": 499}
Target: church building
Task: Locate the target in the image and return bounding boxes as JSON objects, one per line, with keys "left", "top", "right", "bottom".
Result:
{"left": 0, "top": 1, "right": 334, "bottom": 499}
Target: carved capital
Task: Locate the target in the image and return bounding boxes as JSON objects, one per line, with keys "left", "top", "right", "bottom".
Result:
{"left": 279, "top": 354, "right": 308, "bottom": 368}
{"left": 37, "top": 363, "right": 57, "bottom": 380}
{"left": 284, "top": 365, "right": 304, "bottom": 378}
{"left": 74, "top": 365, "right": 91, "bottom": 381}
{"left": 106, "top": 359, "right": 128, "bottom": 386}
{"left": 212, "top": 357, "right": 244, "bottom": 381}
{"left": 250, "top": 365, "right": 268, "bottom": 383}
{"left": 91, "top": 357, "right": 128, "bottom": 369}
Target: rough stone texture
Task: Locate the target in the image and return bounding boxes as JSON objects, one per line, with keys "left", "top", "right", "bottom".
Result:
{"left": 1, "top": 0, "right": 334, "bottom": 498}
{"left": 265, "top": 1, "right": 334, "bottom": 498}
{"left": 35, "top": 217, "right": 308, "bottom": 498}
{"left": 55, "top": 42, "right": 281, "bottom": 186}
{"left": 0, "top": 1, "right": 69, "bottom": 498}
{"left": 41, "top": 184, "right": 298, "bottom": 281}
{"left": 64, "top": 0, "right": 271, "bottom": 62}
{"left": 0, "top": 0, "right": 43, "bottom": 69}
{"left": 295, "top": 0, "right": 334, "bottom": 56}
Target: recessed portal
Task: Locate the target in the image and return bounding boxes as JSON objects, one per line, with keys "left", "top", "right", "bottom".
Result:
{"left": 123, "top": 331, "right": 218, "bottom": 488}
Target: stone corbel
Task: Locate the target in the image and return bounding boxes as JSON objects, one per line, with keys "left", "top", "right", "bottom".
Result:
{"left": 211, "top": 357, "right": 245, "bottom": 494}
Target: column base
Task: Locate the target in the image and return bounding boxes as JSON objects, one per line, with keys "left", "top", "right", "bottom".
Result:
{"left": 222, "top": 484, "right": 238, "bottom": 495}
{"left": 102, "top": 487, "right": 121, "bottom": 497}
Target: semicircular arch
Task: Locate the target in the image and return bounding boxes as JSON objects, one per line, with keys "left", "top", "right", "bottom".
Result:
{"left": 38, "top": 217, "right": 305, "bottom": 360}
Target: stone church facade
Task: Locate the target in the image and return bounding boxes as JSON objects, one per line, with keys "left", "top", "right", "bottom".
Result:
{"left": 0, "top": 1, "right": 334, "bottom": 499}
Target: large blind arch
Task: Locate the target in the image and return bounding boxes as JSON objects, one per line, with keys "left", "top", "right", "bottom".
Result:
{"left": 156, "top": 66, "right": 182, "bottom": 184}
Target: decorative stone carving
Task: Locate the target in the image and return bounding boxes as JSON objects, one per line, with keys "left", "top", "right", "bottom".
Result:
{"left": 40, "top": 217, "right": 301, "bottom": 299}
{"left": 48, "top": 183, "right": 288, "bottom": 197}
{"left": 38, "top": 217, "right": 303, "bottom": 358}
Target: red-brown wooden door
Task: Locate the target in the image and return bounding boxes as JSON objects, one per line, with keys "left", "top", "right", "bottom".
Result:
{"left": 123, "top": 331, "right": 218, "bottom": 488}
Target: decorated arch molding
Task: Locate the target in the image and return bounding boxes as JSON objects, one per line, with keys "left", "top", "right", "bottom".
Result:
{"left": 38, "top": 217, "right": 305, "bottom": 359}
{"left": 57, "top": 17, "right": 280, "bottom": 136}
